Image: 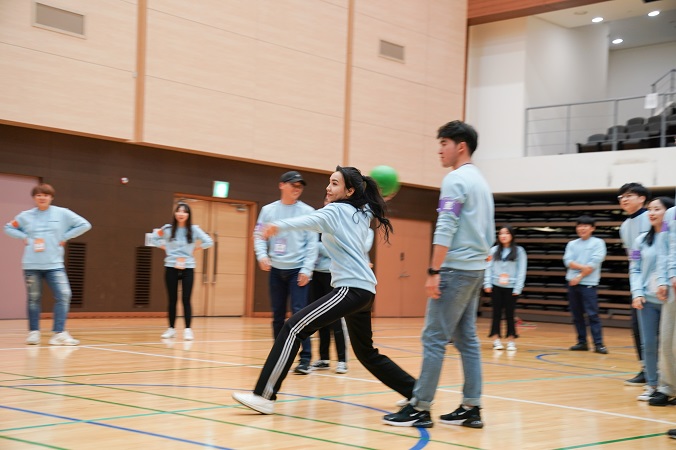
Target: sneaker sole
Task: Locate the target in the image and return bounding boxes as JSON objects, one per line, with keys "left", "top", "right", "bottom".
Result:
{"left": 232, "top": 393, "right": 274, "bottom": 415}
{"left": 294, "top": 369, "right": 311, "bottom": 375}
{"left": 49, "top": 341, "right": 79, "bottom": 346}
{"left": 335, "top": 369, "right": 348, "bottom": 374}
{"left": 382, "top": 419, "right": 433, "bottom": 428}
{"left": 439, "top": 419, "right": 484, "bottom": 429}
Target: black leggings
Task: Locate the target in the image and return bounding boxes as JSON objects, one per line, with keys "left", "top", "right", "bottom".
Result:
{"left": 489, "top": 285, "right": 518, "bottom": 339}
{"left": 254, "top": 286, "right": 416, "bottom": 401}
{"left": 311, "top": 271, "right": 347, "bottom": 361}
{"left": 164, "top": 267, "right": 194, "bottom": 328}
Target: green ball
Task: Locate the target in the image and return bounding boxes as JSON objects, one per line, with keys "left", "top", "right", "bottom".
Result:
{"left": 369, "top": 165, "right": 400, "bottom": 197}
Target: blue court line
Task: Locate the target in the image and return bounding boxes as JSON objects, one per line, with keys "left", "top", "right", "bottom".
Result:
{"left": 0, "top": 404, "right": 233, "bottom": 449}
{"left": 1, "top": 384, "right": 438, "bottom": 450}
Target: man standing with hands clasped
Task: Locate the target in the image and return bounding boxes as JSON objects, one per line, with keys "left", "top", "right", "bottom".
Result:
{"left": 564, "top": 215, "right": 608, "bottom": 354}
{"left": 254, "top": 171, "right": 318, "bottom": 374}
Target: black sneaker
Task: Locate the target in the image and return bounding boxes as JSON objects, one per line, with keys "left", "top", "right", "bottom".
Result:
{"left": 310, "top": 360, "right": 330, "bottom": 370}
{"left": 382, "top": 404, "right": 433, "bottom": 428}
{"left": 594, "top": 345, "right": 608, "bottom": 354}
{"left": 294, "top": 362, "right": 311, "bottom": 375}
{"left": 668, "top": 428, "right": 676, "bottom": 438}
{"left": 624, "top": 371, "right": 646, "bottom": 386}
{"left": 439, "top": 404, "right": 484, "bottom": 429}
{"left": 569, "top": 342, "right": 589, "bottom": 351}
{"left": 649, "top": 392, "right": 676, "bottom": 407}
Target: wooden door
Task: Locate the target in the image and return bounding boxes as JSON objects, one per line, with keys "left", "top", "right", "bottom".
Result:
{"left": 207, "top": 202, "right": 248, "bottom": 316}
{"left": 176, "top": 197, "right": 250, "bottom": 317}
{"left": 373, "top": 218, "right": 432, "bottom": 317}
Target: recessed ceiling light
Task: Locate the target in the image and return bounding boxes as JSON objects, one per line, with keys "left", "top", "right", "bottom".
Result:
{"left": 612, "top": 38, "right": 623, "bottom": 45}
{"left": 592, "top": 17, "right": 604, "bottom": 23}
{"left": 648, "top": 10, "right": 660, "bottom": 17}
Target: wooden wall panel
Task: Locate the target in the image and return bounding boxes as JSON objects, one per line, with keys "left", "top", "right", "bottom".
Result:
{"left": 142, "top": 77, "right": 255, "bottom": 157}
{"left": 0, "top": 0, "right": 136, "bottom": 139}
{"left": 468, "top": 0, "right": 603, "bottom": 25}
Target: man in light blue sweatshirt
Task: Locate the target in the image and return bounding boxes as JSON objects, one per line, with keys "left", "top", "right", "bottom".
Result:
{"left": 383, "top": 120, "right": 494, "bottom": 429}
{"left": 618, "top": 182, "right": 651, "bottom": 385}
{"left": 4, "top": 183, "right": 91, "bottom": 346}
{"left": 254, "top": 171, "right": 318, "bottom": 374}
{"left": 564, "top": 215, "right": 608, "bottom": 354}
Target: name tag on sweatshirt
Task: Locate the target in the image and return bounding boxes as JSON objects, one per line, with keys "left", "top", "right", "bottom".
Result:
{"left": 33, "top": 238, "right": 45, "bottom": 252}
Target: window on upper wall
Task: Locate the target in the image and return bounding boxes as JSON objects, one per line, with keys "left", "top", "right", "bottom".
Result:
{"left": 33, "top": 2, "right": 86, "bottom": 38}
{"left": 379, "top": 40, "right": 405, "bottom": 63}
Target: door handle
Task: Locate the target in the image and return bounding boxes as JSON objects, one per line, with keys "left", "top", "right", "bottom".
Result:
{"left": 202, "top": 248, "right": 208, "bottom": 283}
{"left": 212, "top": 232, "right": 218, "bottom": 284}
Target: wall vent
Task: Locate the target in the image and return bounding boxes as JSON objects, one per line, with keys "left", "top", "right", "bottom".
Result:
{"left": 379, "top": 40, "right": 405, "bottom": 62}
{"left": 65, "top": 242, "right": 86, "bottom": 307}
{"left": 134, "top": 247, "right": 152, "bottom": 308}
{"left": 34, "top": 2, "right": 85, "bottom": 37}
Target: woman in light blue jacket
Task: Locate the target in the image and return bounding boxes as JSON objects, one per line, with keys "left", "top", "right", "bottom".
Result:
{"left": 630, "top": 196, "right": 674, "bottom": 401}
{"left": 152, "top": 203, "right": 212, "bottom": 341}
{"left": 484, "top": 225, "right": 527, "bottom": 351}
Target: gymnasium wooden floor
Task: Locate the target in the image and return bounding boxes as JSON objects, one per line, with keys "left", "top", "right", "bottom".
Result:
{"left": 1, "top": 316, "right": 676, "bottom": 449}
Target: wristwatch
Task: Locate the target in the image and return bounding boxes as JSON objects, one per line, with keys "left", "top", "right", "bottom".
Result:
{"left": 427, "top": 268, "right": 441, "bottom": 275}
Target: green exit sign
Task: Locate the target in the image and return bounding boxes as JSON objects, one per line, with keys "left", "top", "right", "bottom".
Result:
{"left": 213, "top": 181, "right": 229, "bottom": 198}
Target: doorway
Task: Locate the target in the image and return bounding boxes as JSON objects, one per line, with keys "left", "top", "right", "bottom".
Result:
{"left": 176, "top": 197, "right": 254, "bottom": 317}
{"left": 373, "top": 218, "right": 432, "bottom": 317}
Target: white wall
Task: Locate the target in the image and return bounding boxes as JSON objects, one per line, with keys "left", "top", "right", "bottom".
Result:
{"left": 466, "top": 18, "right": 527, "bottom": 161}
{"left": 523, "top": 19, "right": 609, "bottom": 156}
{"left": 608, "top": 42, "right": 676, "bottom": 98}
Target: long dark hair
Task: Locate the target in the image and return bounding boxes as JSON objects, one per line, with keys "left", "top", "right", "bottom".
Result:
{"left": 493, "top": 224, "right": 517, "bottom": 261}
{"left": 643, "top": 196, "right": 674, "bottom": 246}
{"left": 334, "top": 166, "right": 393, "bottom": 243}
{"left": 170, "top": 202, "right": 193, "bottom": 243}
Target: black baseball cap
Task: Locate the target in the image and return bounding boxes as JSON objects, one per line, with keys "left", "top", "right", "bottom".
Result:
{"left": 279, "top": 171, "right": 306, "bottom": 186}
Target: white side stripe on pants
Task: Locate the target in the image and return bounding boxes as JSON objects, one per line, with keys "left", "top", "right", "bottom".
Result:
{"left": 263, "top": 287, "right": 349, "bottom": 398}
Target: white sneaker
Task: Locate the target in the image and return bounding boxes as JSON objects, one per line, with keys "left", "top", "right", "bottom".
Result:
{"left": 232, "top": 392, "right": 275, "bottom": 414}
{"left": 493, "top": 339, "right": 504, "bottom": 350}
{"left": 336, "top": 361, "right": 348, "bottom": 374}
{"left": 506, "top": 341, "right": 517, "bottom": 351}
{"left": 26, "top": 330, "right": 41, "bottom": 345}
{"left": 637, "top": 386, "right": 657, "bottom": 401}
{"left": 161, "top": 327, "right": 176, "bottom": 339}
{"left": 183, "top": 328, "right": 194, "bottom": 341}
{"left": 49, "top": 331, "right": 79, "bottom": 346}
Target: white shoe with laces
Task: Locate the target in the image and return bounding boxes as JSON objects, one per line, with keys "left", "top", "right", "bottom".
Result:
{"left": 49, "top": 331, "right": 79, "bottom": 346}
{"left": 637, "top": 386, "right": 657, "bottom": 401}
{"left": 183, "top": 328, "right": 194, "bottom": 341}
{"left": 26, "top": 330, "right": 41, "bottom": 345}
{"left": 161, "top": 327, "right": 176, "bottom": 339}
{"left": 232, "top": 392, "right": 275, "bottom": 414}
{"left": 335, "top": 361, "right": 348, "bottom": 374}
{"left": 506, "top": 341, "right": 517, "bottom": 351}
{"left": 493, "top": 339, "right": 504, "bottom": 350}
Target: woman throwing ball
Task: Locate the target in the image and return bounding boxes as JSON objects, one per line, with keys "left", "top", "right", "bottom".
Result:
{"left": 232, "top": 166, "right": 415, "bottom": 414}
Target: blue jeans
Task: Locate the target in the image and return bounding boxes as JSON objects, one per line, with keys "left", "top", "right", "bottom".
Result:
{"left": 637, "top": 301, "right": 662, "bottom": 387}
{"left": 24, "top": 269, "right": 72, "bottom": 333}
{"left": 269, "top": 267, "right": 311, "bottom": 363}
{"left": 412, "top": 269, "right": 484, "bottom": 410}
{"left": 567, "top": 284, "right": 604, "bottom": 346}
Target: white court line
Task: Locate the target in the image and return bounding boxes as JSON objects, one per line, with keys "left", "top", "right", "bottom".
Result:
{"left": 85, "top": 346, "right": 244, "bottom": 366}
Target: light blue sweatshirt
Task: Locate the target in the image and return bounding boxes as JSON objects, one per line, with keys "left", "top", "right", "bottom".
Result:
{"left": 152, "top": 224, "right": 213, "bottom": 268}
{"left": 434, "top": 164, "right": 495, "bottom": 270}
{"left": 657, "top": 207, "right": 676, "bottom": 287}
{"left": 630, "top": 230, "right": 668, "bottom": 304}
{"left": 273, "top": 202, "right": 376, "bottom": 293}
{"left": 4, "top": 206, "right": 91, "bottom": 270}
{"left": 563, "top": 236, "right": 607, "bottom": 286}
{"left": 620, "top": 209, "right": 650, "bottom": 254}
{"left": 315, "top": 228, "right": 372, "bottom": 274}
{"left": 254, "top": 200, "right": 318, "bottom": 276}
{"left": 484, "top": 246, "right": 527, "bottom": 294}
